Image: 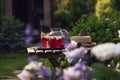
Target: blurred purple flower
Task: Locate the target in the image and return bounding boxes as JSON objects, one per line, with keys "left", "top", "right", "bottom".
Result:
{"left": 56, "top": 68, "right": 64, "bottom": 80}
{"left": 63, "top": 47, "right": 87, "bottom": 63}
{"left": 33, "top": 29, "right": 39, "bottom": 36}
{"left": 81, "top": 50, "right": 94, "bottom": 66}
{"left": 61, "top": 61, "right": 94, "bottom": 80}
{"left": 31, "top": 72, "right": 38, "bottom": 79}
{"left": 63, "top": 64, "right": 82, "bottom": 80}
{"left": 65, "top": 41, "right": 78, "bottom": 51}
{"left": 36, "top": 42, "right": 42, "bottom": 48}
{"left": 25, "top": 36, "right": 33, "bottom": 45}
{"left": 84, "top": 69, "right": 95, "bottom": 79}
{"left": 39, "top": 66, "right": 52, "bottom": 78}
{"left": 28, "top": 55, "right": 38, "bottom": 62}
{"left": 17, "top": 70, "right": 32, "bottom": 80}
{"left": 74, "top": 62, "right": 87, "bottom": 71}
{"left": 25, "top": 23, "right": 33, "bottom": 36}
{"left": 56, "top": 68, "right": 63, "bottom": 76}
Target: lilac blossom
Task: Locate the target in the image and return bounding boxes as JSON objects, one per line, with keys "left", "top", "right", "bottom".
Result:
{"left": 38, "top": 66, "right": 52, "bottom": 79}
{"left": 63, "top": 66, "right": 82, "bottom": 80}
{"left": 75, "top": 62, "right": 87, "bottom": 71}
{"left": 65, "top": 41, "right": 78, "bottom": 51}
{"left": 24, "top": 23, "right": 33, "bottom": 36}
{"left": 36, "top": 42, "right": 42, "bottom": 48}
{"left": 17, "top": 70, "right": 33, "bottom": 80}
{"left": 25, "top": 36, "right": 33, "bottom": 45}
{"left": 63, "top": 62, "right": 89, "bottom": 80}
{"left": 56, "top": 68, "right": 64, "bottom": 80}
{"left": 17, "top": 60, "right": 52, "bottom": 80}
{"left": 81, "top": 50, "right": 94, "bottom": 66}
{"left": 84, "top": 68, "right": 96, "bottom": 80}
{"left": 32, "top": 29, "right": 39, "bottom": 36}
{"left": 56, "top": 67, "right": 63, "bottom": 76}
{"left": 63, "top": 47, "right": 87, "bottom": 63}
{"left": 28, "top": 55, "right": 38, "bottom": 62}
{"left": 56, "top": 61, "right": 94, "bottom": 80}
{"left": 24, "top": 23, "right": 40, "bottom": 45}
{"left": 61, "top": 61, "right": 95, "bottom": 80}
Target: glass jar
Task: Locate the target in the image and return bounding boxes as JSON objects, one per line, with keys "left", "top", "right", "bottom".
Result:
{"left": 41, "top": 32, "right": 49, "bottom": 48}
{"left": 49, "top": 28, "right": 64, "bottom": 48}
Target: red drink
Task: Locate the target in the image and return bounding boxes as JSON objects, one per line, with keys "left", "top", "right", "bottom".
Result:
{"left": 50, "top": 37, "right": 64, "bottom": 48}
{"left": 49, "top": 37, "right": 56, "bottom": 48}
{"left": 41, "top": 36, "right": 49, "bottom": 48}
{"left": 59, "top": 38, "right": 64, "bottom": 47}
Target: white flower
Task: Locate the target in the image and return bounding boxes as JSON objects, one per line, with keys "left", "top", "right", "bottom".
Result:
{"left": 118, "top": 35, "right": 120, "bottom": 38}
{"left": 17, "top": 70, "right": 32, "bottom": 80}
{"left": 24, "top": 61, "right": 43, "bottom": 71}
{"left": 105, "top": 18, "right": 110, "bottom": 21}
{"left": 118, "top": 30, "right": 120, "bottom": 38}
{"left": 113, "top": 43, "right": 120, "bottom": 57}
{"left": 91, "top": 43, "right": 116, "bottom": 61}
{"left": 64, "top": 47, "right": 87, "bottom": 63}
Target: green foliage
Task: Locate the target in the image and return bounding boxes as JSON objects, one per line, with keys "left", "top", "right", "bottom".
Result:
{"left": 70, "top": 11, "right": 120, "bottom": 43}
{"left": 91, "top": 63, "right": 120, "bottom": 80}
{"left": 54, "top": 0, "right": 96, "bottom": 29}
{"left": 111, "top": 0, "right": 120, "bottom": 11}
{"left": 54, "top": 10, "right": 72, "bottom": 28}
{"left": 68, "top": 0, "right": 96, "bottom": 22}
{"left": 0, "top": 16, "right": 26, "bottom": 53}
{"left": 112, "top": 38, "right": 120, "bottom": 43}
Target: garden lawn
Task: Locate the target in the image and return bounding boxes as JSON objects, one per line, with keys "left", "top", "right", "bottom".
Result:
{"left": 0, "top": 53, "right": 53, "bottom": 79}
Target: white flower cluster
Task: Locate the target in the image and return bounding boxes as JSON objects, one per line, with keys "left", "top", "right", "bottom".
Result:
{"left": 17, "top": 61, "right": 51, "bottom": 80}
{"left": 118, "top": 30, "right": 120, "bottom": 38}
{"left": 91, "top": 42, "right": 120, "bottom": 61}
{"left": 24, "top": 61, "right": 42, "bottom": 71}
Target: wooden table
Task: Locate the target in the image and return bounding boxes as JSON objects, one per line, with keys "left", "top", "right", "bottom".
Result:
{"left": 27, "top": 47, "right": 65, "bottom": 67}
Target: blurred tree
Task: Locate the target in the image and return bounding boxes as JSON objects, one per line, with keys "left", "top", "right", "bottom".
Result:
{"left": 111, "top": 0, "right": 120, "bottom": 11}
{"left": 54, "top": 0, "right": 96, "bottom": 29}
{"left": 0, "top": 0, "right": 2, "bottom": 25}
{"left": 54, "top": 0, "right": 69, "bottom": 13}
{"left": 95, "top": 0, "right": 113, "bottom": 18}
{"left": 68, "top": 0, "right": 96, "bottom": 22}
{"left": 54, "top": 0, "right": 71, "bottom": 29}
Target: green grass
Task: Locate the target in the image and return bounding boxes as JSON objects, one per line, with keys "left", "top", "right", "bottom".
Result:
{"left": 0, "top": 53, "right": 28, "bottom": 79}
{"left": 0, "top": 53, "right": 54, "bottom": 79}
